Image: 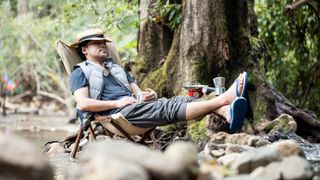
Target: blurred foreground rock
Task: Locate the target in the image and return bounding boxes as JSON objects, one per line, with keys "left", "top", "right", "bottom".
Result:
{"left": 66, "top": 140, "right": 198, "bottom": 180}
{"left": 0, "top": 133, "right": 54, "bottom": 180}
{"left": 58, "top": 138, "right": 314, "bottom": 180}
{"left": 44, "top": 112, "right": 315, "bottom": 180}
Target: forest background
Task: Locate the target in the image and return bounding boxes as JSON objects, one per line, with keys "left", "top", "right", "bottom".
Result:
{"left": 0, "top": 0, "right": 319, "bottom": 119}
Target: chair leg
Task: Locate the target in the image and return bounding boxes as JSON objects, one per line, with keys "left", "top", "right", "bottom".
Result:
{"left": 88, "top": 124, "right": 96, "bottom": 141}
{"left": 108, "top": 118, "right": 135, "bottom": 142}
{"left": 139, "top": 128, "right": 158, "bottom": 148}
{"left": 70, "top": 125, "right": 83, "bottom": 159}
{"left": 104, "top": 128, "right": 114, "bottom": 138}
{"left": 140, "top": 128, "right": 154, "bottom": 141}
{"left": 150, "top": 131, "right": 158, "bottom": 149}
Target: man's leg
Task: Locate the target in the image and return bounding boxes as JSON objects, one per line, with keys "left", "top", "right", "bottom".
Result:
{"left": 114, "top": 73, "right": 245, "bottom": 128}
{"left": 213, "top": 105, "right": 231, "bottom": 123}
{"left": 185, "top": 73, "right": 244, "bottom": 120}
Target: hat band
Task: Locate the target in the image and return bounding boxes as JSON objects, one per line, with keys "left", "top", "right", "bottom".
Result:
{"left": 79, "top": 34, "right": 104, "bottom": 42}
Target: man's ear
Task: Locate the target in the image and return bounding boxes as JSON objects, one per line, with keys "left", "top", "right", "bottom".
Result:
{"left": 81, "top": 47, "right": 87, "bottom": 55}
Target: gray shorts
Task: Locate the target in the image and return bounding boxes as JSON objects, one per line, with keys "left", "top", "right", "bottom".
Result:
{"left": 118, "top": 96, "right": 196, "bottom": 128}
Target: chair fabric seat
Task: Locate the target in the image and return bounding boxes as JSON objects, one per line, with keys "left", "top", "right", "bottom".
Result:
{"left": 98, "top": 113, "right": 151, "bottom": 136}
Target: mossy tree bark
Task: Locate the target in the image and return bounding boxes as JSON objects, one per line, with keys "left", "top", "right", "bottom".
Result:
{"left": 136, "top": 0, "right": 320, "bottom": 142}
{"left": 137, "top": 0, "right": 174, "bottom": 83}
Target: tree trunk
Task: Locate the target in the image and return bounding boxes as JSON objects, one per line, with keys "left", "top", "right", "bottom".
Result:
{"left": 0, "top": 83, "right": 6, "bottom": 116}
{"left": 137, "top": 0, "right": 320, "bottom": 142}
{"left": 18, "top": 0, "right": 29, "bottom": 55}
{"left": 136, "top": 0, "right": 173, "bottom": 83}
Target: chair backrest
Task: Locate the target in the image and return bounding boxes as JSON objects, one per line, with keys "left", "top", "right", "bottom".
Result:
{"left": 55, "top": 39, "right": 122, "bottom": 76}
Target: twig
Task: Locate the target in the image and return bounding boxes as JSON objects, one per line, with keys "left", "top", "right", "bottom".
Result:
{"left": 284, "top": 0, "right": 312, "bottom": 14}
{"left": 10, "top": 90, "right": 32, "bottom": 102}
{"left": 89, "top": 0, "right": 100, "bottom": 16}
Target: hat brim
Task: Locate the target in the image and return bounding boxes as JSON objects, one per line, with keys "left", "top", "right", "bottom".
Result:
{"left": 70, "top": 37, "right": 112, "bottom": 48}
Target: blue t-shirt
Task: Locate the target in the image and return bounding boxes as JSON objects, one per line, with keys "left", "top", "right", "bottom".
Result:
{"left": 70, "top": 67, "right": 135, "bottom": 115}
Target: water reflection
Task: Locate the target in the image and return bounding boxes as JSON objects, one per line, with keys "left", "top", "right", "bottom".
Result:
{"left": 0, "top": 114, "right": 78, "bottom": 147}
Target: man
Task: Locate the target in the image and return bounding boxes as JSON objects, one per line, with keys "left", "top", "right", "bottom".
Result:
{"left": 69, "top": 28, "right": 248, "bottom": 132}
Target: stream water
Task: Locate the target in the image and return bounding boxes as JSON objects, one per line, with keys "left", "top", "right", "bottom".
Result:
{"left": 303, "top": 144, "right": 320, "bottom": 177}
{"left": 0, "top": 114, "right": 320, "bottom": 178}
{"left": 0, "top": 114, "right": 78, "bottom": 177}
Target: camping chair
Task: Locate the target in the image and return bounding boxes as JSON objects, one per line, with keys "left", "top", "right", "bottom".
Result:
{"left": 56, "top": 39, "right": 157, "bottom": 158}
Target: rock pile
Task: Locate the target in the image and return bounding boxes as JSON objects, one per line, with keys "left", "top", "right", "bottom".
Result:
{"left": 61, "top": 138, "right": 313, "bottom": 180}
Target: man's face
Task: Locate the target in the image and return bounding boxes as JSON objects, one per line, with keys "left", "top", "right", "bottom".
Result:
{"left": 82, "top": 40, "right": 108, "bottom": 60}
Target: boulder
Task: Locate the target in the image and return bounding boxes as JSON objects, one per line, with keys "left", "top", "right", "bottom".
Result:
{"left": 225, "top": 144, "right": 254, "bottom": 154}
{"left": 66, "top": 155, "right": 149, "bottom": 180}
{"left": 67, "top": 140, "right": 198, "bottom": 180}
{"left": 270, "top": 114, "right": 297, "bottom": 134}
{"left": 45, "top": 142, "right": 66, "bottom": 155}
{"left": 255, "top": 114, "right": 297, "bottom": 135}
{"left": 0, "top": 133, "right": 54, "bottom": 180}
{"left": 202, "top": 142, "right": 253, "bottom": 159}
{"left": 270, "top": 139, "right": 305, "bottom": 157}
{"left": 218, "top": 139, "right": 306, "bottom": 175}
{"left": 208, "top": 132, "right": 270, "bottom": 147}
{"left": 250, "top": 155, "right": 313, "bottom": 179}
{"left": 164, "top": 141, "right": 198, "bottom": 174}
{"left": 232, "top": 147, "right": 281, "bottom": 174}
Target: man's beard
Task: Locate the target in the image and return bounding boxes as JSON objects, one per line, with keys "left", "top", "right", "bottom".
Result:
{"left": 96, "top": 53, "right": 108, "bottom": 62}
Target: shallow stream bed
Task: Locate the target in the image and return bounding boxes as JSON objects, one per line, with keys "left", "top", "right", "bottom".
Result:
{"left": 1, "top": 114, "right": 320, "bottom": 178}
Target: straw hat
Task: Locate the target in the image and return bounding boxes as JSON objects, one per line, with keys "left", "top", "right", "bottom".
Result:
{"left": 70, "top": 28, "right": 112, "bottom": 48}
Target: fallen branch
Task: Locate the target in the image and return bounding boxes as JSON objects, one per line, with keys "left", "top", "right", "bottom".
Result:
{"left": 38, "top": 90, "right": 67, "bottom": 105}
{"left": 10, "top": 90, "right": 33, "bottom": 102}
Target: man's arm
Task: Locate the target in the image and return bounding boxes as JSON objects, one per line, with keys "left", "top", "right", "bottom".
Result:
{"left": 74, "top": 87, "right": 136, "bottom": 112}
{"left": 130, "top": 82, "right": 143, "bottom": 95}
{"left": 129, "top": 82, "right": 158, "bottom": 101}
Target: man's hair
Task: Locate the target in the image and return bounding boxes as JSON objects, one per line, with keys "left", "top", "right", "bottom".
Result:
{"left": 77, "top": 41, "right": 89, "bottom": 60}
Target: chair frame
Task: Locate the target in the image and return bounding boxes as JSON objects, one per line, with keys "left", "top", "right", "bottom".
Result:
{"left": 70, "top": 116, "right": 157, "bottom": 159}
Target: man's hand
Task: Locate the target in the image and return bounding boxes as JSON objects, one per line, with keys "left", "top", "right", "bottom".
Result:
{"left": 115, "top": 96, "right": 136, "bottom": 108}
{"left": 143, "top": 88, "right": 158, "bottom": 101}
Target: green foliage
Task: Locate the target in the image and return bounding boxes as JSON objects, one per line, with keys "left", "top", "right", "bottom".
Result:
{"left": 58, "top": 0, "right": 139, "bottom": 62}
{"left": 152, "top": 0, "right": 182, "bottom": 30}
{"left": 140, "top": 59, "right": 174, "bottom": 97}
{"left": 194, "top": 57, "right": 212, "bottom": 86}
{"left": 255, "top": 0, "right": 320, "bottom": 116}
{"left": 0, "top": 0, "right": 139, "bottom": 96}
{"left": 0, "top": 0, "right": 69, "bottom": 95}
